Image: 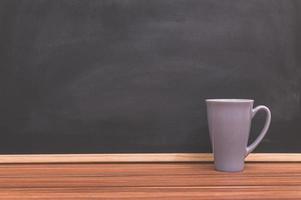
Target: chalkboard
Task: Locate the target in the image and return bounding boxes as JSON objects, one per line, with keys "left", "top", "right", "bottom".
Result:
{"left": 0, "top": 0, "right": 300, "bottom": 154}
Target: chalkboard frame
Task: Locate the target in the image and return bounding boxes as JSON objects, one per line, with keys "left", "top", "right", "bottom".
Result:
{"left": 0, "top": 153, "right": 300, "bottom": 163}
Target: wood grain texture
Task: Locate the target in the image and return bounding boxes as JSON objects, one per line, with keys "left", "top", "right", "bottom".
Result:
{"left": 1, "top": 187, "right": 301, "bottom": 200}
{"left": 1, "top": 153, "right": 301, "bottom": 163}
{"left": 0, "top": 163, "right": 300, "bottom": 199}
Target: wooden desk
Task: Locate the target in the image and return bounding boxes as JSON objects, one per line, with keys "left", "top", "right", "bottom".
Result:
{"left": 0, "top": 163, "right": 300, "bottom": 199}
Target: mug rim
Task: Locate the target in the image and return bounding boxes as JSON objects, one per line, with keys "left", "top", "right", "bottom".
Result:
{"left": 206, "top": 99, "right": 254, "bottom": 103}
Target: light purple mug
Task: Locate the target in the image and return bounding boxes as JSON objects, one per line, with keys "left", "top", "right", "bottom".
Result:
{"left": 206, "top": 99, "right": 271, "bottom": 172}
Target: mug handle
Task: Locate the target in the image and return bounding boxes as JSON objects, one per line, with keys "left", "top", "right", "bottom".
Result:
{"left": 245, "top": 105, "right": 271, "bottom": 156}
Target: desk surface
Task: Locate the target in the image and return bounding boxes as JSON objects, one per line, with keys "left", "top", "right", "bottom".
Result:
{"left": 0, "top": 163, "right": 300, "bottom": 199}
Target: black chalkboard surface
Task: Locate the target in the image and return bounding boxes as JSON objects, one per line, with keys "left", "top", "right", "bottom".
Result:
{"left": 0, "top": 0, "right": 300, "bottom": 154}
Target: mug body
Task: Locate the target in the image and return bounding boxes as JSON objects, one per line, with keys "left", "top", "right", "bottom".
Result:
{"left": 206, "top": 99, "right": 253, "bottom": 172}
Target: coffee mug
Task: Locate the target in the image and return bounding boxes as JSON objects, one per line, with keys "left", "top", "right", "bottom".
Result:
{"left": 206, "top": 99, "right": 271, "bottom": 172}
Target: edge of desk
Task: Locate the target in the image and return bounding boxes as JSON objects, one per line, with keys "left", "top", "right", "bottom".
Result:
{"left": 0, "top": 153, "right": 300, "bottom": 164}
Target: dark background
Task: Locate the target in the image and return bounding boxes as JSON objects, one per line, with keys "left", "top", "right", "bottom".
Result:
{"left": 0, "top": 0, "right": 300, "bottom": 154}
